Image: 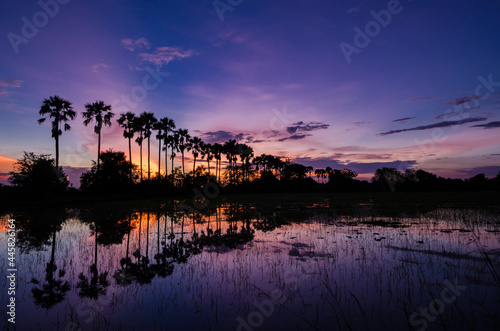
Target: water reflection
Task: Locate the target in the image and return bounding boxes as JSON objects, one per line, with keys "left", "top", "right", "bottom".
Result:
{"left": 1, "top": 200, "right": 499, "bottom": 330}
{"left": 15, "top": 209, "right": 71, "bottom": 309}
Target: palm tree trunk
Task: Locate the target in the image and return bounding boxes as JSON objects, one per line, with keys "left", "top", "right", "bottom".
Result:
{"left": 171, "top": 146, "right": 174, "bottom": 183}
{"left": 94, "top": 225, "right": 98, "bottom": 266}
{"left": 128, "top": 137, "right": 132, "bottom": 182}
{"left": 146, "top": 212, "right": 150, "bottom": 259}
{"left": 140, "top": 143, "right": 143, "bottom": 182}
{"left": 193, "top": 157, "right": 196, "bottom": 173}
{"left": 165, "top": 145, "right": 168, "bottom": 178}
{"left": 55, "top": 136, "right": 59, "bottom": 169}
{"left": 158, "top": 139, "right": 161, "bottom": 177}
{"left": 182, "top": 152, "right": 185, "bottom": 174}
{"left": 148, "top": 137, "right": 151, "bottom": 180}
{"left": 51, "top": 229, "right": 56, "bottom": 265}
{"left": 97, "top": 130, "right": 101, "bottom": 171}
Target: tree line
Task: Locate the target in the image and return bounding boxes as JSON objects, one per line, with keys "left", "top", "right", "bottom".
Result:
{"left": 2, "top": 95, "right": 500, "bottom": 199}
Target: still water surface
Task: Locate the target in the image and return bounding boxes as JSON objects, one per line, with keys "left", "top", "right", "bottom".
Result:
{"left": 1, "top": 198, "right": 499, "bottom": 330}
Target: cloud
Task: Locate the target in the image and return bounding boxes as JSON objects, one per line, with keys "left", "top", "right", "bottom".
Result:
{"left": 333, "top": 153, "right": 394, "bottom": 160}
{"left": 380, "top": 117, "right": 488, "bottom": 136}
{"left": 286, "top": 121, "right": 330, "bottom": 134}
{"left": 0, "top": 79, "right": 23, "bottom": 96}
{"left": 277, "top": 134, "right": 311, "bottom": 142}
{"left": 393, "top": 117, "right": 416, "bottom": 123}
{"left": 470, "top": 121, "right": 500, "bottom": 129}
{"left": 139, "top": 46, "right": 197, "bottom": 66}
{"left": 199, "top": 130, "right": 253, "bottom": 144}
{"left": 294, "top": 157, "right": 417, "bottom": 174}
{"left": 353, "top": 121, "right": 370, "bottom": 127}
{"left": 121, "top": 38, "right": 151, "bottom": 51}
{"left": 443, "top": 95, "right": 481, "bottom": 107}
{"left": 0, "top": 79, "right": 23, "bottom": 88}
{"left": 347, "top": 4, "right": 363, "bottom": 14}
{"left": 200, "top": 130, "right": 234, "bottom": 143}
{"left": 435, "top": 109, "right": 477, "bottom": 120}
{"left": 408, "top": 96, "right": 440, "bottom": 102}
{"left": 91, "top": 63, "right": 111, "bottom": 73}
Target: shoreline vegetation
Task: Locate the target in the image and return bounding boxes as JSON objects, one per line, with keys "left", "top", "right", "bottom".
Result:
{"left": 2, "top": 95, "right": 499, "bottom": 210}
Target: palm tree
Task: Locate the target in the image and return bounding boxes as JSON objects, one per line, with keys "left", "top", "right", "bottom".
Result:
{"left": 37, "top": 96, "right": 76, "bottom": 168}
{"left": 82, "top": 101, "right": 114, "bottom": 170}
{"left": 133, "top": 116, "right": 145, "bottom": 182}
{"left": 155, "top": 117, "right": 176, "bottom": 177}
{"left": 223, "top": 140, "right": 239, "bottom": 184}
{"left": 200, "top": 142, "right": 213, "bottom": 177}
{"left": 212, "top": 143, "right": 223, "bottom": 183}
{"left": 237, "top": 143, "right": 253, "bottom": 183}
{"left": 117, "top": 112, "right": 136, "bottom": 165}
{"left": 166, "top": 134, "right": 178, "bottom": 182}
{"left": 153, "top": 121, "right": 164, "bottom": 177}
{"left": 139, "top": 112, "right": 157, "bottom": 180}
{"left": 175, "top": 129, "right": 191, "bottom": 174}
{"left": 189, "top": 137, "right": 203, "bottom": 174}
{"left": 161, "top": 118, "right": 176, "bottom": 177}
{"left": 117, "top": 112, "right": 136, "bottom": 181}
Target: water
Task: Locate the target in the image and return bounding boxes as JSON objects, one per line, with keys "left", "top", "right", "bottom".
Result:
{"left": 1, "top": 197, "right": 499, "bottom": 330}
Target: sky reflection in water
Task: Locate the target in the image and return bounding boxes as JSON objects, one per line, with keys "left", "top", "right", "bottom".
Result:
{"left": 1, "top": 201, "right": 499, "bottom": 330}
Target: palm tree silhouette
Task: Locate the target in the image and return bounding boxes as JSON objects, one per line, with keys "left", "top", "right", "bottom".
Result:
{"left": 27, "top": 209, "right": 70, "bottom": 309}
{"left": 139, "top": 112, "right": 157, "bottom": 180}
{"left": 133, "top": 116, "right": 145, "bottom": 182}
{"left": 166, "top": 134, "right": 177, "bottom": 183}
{"left": 189, "top": 136, "right": 203, "bottom": 174}
{"left": 200, "top": 142, "right": 213, "bottom": 177}
{"left": 175, "top": 129, "right": 190, "bottom": 175}
{"left": 160, "top": 117, "right": 176, "bottom": 177}
{"left": 117, "top": 112, "right": 137, "bottom": 179}
{"left": 153, "top": 117, "right": 176, "bottom": 177}
{"left": 82, "top": 101, "right": 114, "bottom": 171}
{"left": 212, "top": 143, "right": 223, "bottom": 183}
{"left": 37, "top": 95, "right": 76, "bottom": 168}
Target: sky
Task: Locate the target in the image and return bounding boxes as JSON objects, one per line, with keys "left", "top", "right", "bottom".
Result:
{"left": 1, "top": 0, "right": 500, "bottom": 186}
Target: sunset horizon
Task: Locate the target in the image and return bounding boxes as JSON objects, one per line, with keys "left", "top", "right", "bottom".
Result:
{"left": 1, "top": 1, "right": 499, "bottom": 187}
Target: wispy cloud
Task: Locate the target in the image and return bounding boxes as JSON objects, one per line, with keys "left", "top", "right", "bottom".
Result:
{"left": 91, "top": 63, "right": 111, "bottom": 73}
{"left": 380, "top": 117, "right": 488, "bottom": 136}
{"left": 353, "top": 121, "right": 370, "bottom": 127}
{"left": 294, "top": 156, "right": 417, "bottom": 174}
{"left": 393, "top": 117, "right": 416, "bottom": 123}
{"left": 0, "top": 79, "right": 23, "bottom": 96}
{"left": 277, "top": 134, "right": 311, "bottom": 142}
{"left": 347, "top": 4, "right": 363, "bottom": 14}
{"left": 443, "top": 95, "right": 481, "bottom": 107}
{"left": 435, "top": 109, "right": 477, "bottom": 120}
{"left": 0, "top": 79, "right": 22, "bottom": 88}
{"left": 408, "top": 96, "right": 440, "bottom": 102}
{"left": 199, "top": 130, "right": 253, "bottom": 144}
{"left": 470, "top": 121, "right": 500, "bottom": 129}
{"left": 139, "top": 46, "right": 197, "bottom": 66}
{"left": 286, "top": 121, "right": 330, "bottom": 134}
{"left": 121, "top": 37, "right": 151, "bottom": 52}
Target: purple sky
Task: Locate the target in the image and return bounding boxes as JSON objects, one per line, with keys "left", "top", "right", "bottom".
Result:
{"left": 1, "top": 0, "right": 500, "bottom": 185}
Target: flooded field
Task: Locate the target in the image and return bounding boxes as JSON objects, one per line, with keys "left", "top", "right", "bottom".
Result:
{"left": 1, "top": 195, "right": 499, "bottom": 330}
